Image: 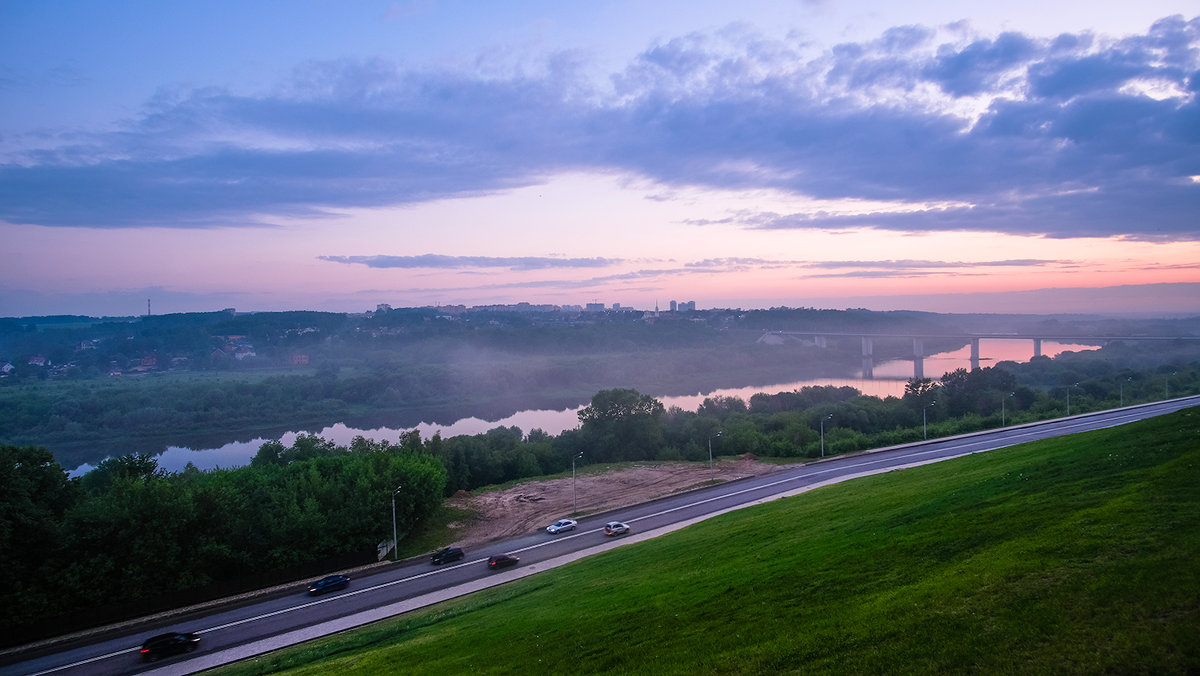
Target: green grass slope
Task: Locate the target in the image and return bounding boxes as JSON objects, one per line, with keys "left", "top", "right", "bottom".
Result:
{"left": 218, "top": 408, "right": 1200, "bottom": 675}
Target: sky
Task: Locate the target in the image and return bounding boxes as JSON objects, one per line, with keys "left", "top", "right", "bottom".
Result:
{"left": 1, "top": 1, "right": 1198, "bottom": 318}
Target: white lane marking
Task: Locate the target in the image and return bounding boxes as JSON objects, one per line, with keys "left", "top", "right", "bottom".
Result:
{"left": 24, "top": 646, "right": 139, "bottom": 676}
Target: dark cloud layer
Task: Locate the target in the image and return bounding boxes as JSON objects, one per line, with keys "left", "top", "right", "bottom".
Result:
{"left": 1, "top": 15, "right": 1197, "bottom": 240}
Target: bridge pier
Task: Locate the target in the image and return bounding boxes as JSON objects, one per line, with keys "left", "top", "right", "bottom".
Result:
{"left": 913, "top": 338, "right": 924, "bottom": 380}
{"left": 861, "top": 336, "right": 874, "bottom": 379}
{"left": 970, "top": 338, "right": 980, "bottom": 371}
{"left": 1033, "top": 338, "right": 1042, "bottom": 358}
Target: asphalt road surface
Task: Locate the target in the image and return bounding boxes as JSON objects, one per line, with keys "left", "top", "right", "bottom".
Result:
{"left": 5, "top": 395, "right": 1198, "bottom": 676}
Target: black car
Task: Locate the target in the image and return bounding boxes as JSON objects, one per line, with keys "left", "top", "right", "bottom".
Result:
{"left": 140, "top": 631, "right": 199, "bottom": 661}
{"left": 487, "top": 554, "right": 519, "bottom": 570}
{"left": 307, "top": 574, "right": 350, "bottom": 594}
{"left": 432, "top": 546, "right": 465, "bottom": 564}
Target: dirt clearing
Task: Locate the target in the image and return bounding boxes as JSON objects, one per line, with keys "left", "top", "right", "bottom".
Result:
{"left": 443, "top": 455, "right": 789, "bottom": 548}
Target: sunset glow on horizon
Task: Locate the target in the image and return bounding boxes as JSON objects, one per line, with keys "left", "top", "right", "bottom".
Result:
{"left": 2, "top": 2, "right": 1198, "bottom": 317}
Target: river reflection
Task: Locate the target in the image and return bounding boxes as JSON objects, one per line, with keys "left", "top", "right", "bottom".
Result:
{"left": 75, "top": 340, "right": 1096, "bottom": 474}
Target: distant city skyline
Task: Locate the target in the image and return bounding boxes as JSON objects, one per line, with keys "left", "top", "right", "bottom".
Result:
{"left": 8, "top": 281, "right": 1198, "bottom": 320}
{"left": 2, "top": 2, "right": 1198, "bottom": 318}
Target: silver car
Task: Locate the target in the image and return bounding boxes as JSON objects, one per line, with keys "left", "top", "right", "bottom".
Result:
{"left": 603, "top": 521, "right": 629, "bottom": 536}
{"left": 546, "top": 518, "right": 578, "bottom": 534}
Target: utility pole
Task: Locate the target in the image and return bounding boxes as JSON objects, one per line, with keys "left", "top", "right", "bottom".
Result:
{"left": 708, "top": 431, "right": 722, "bottom": 480}
{"left": 820, "top": 414, "right": 832, "bottom": 457}
{"left": 391, "top": 484, "right": 402, "bottom": 561}
{"left": 923, "top": 400, "right": 936, "bottom": 440}
{"left": 572, "top": 452, "right": 583, "bottom": 514}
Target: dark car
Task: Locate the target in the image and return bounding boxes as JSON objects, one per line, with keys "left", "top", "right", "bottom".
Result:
{"left": 487, "top": 554, "right": 520, "bottom": 570}
{"left": 432, "top": 546, "right": 465, "bottom": 564}
{"left": 307, "top": 574, "right": 350, "bottom": 594}
{"left": 140, "top": 631, "right": 199, "bottom": 661}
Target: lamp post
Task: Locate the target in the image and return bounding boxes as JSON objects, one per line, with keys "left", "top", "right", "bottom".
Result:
{"left": 708, "top": 431, "right": 721, "bottom": 480}
{"left": 1001, "top": 392, "right": 1013, "bottom": 427}
{"left": 1120, "top": 377, "right": 1131, "bottom": 407}
{"left": 1067, "top": 382, "right": 1078, "bottom": 416}
{"left": 571, "top": 452, "right": 583, "bottom": 514}
{"left": 819, "top": 414, "right": 832, "bottom": 458}
{"left": 1165, "top": 372, "right": 1175, "bottom": 399}
{"left": 923, "top": 400, "right": 936, "bottom": 440}
{"left": 390, "top": 484, "right": 402, "bottom": 561}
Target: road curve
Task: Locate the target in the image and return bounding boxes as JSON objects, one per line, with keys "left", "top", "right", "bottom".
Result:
{"left": 5, "top": 395, "right": 1198, "bottom": 676}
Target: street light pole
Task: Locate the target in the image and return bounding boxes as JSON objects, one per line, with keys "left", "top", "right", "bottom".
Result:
{"left": 923, "top": 400, "right": 936, "bottom": 440}
{"left": 572, "top": 452, "right": 583, "bottom": 514}
{"left": 1001, "top": 392, "right": 1013, "bottom": 427}
{"left": 1067, "top": 382, "right": 1078, "bottom": 416}
{"left": 391, "top": 484, "right": 402, "bottom": 562}
{"left": 820, "top": 414, "right": 832, "bottom": 457}
{"left": 708, "top": 431, "right": 721, "bottom": 480}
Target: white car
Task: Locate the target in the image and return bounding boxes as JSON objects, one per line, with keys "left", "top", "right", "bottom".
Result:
{"left": 603, "top": 521, "right": 629, "bottom": 536}
{"left": 546, "top": 518, "right": 578, "bottom": 534}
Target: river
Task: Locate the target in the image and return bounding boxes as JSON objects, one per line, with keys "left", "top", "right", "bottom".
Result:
{"left": 71, "top": 339, "right": 1097, "bottom": 475}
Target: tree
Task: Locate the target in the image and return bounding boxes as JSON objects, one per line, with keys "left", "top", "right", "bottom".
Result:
{"left": 939, "top": 368, "right": 974, "bottom": 416}
{"left": 697, "top": 395, "right": 748, "bottom": 420}
{"left": 578, "top": 388, "right": 665, "bottom": 463}
{"left": 578, "top": 388, "right": 665, "bottom": 425}
{"left": 939, "top": 366, "right": 1020, "bottom": 417}
{"left": 903, "top": 378, "right": 939, "bottom": 403}
{"left": 251, "top": 440, "right": 286, "bottom": 467}
{"left": 0, "top": 445, "right": 79, "bottom": 624}
{"left": 78, "top": 453, "right": 163, "bottom": 494}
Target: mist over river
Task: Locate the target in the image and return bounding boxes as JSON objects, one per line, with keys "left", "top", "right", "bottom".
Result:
{"left": 71, "top": 340, "right": 1096, "bottom": 475}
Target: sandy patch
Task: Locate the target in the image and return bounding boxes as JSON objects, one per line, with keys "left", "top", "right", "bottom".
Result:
{"left": 443, "top": 455, "right": 787, "bottom": 548}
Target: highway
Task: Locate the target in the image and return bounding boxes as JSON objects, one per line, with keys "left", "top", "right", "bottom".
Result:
{"left": 5, "top": 395, "right": 1198, "bottom": 676}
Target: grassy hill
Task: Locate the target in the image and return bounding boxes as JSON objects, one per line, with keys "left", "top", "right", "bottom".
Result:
{"left": 217, "top": 408, "right": 1200, "bottom": 675}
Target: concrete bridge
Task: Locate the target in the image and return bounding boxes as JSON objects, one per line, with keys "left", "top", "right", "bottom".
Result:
{"left": 767, "top": 332, "right": 1198, "bottom": 380}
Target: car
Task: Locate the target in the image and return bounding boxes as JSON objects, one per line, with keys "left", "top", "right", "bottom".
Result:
{"left": 140, "top": 631, "right": 200, "bottom": 661}
{"left": 487, "top": 554, "right": 520, "bottom": 569}
{"left": 307, "top": 574, "right": 350, "bottom": 594}
{"left": 432, "top": 546, "right": 465, "bottom": 564}
{"left": 604, "top": 521, "right": 630, "bottom": 536}
{"left": 546, "top": 518, "right": 578, "bottom": 534}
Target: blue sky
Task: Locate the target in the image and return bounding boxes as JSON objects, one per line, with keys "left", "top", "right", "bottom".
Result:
{"left": 1, "top": 1, "right": 1198, "bottom": 317}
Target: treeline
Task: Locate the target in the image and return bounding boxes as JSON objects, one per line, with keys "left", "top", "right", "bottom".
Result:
{"left": 430, "top": 345, "right": 1199, "bottom": 496}
{"left": 1, "top": 440, "right": 444, "bottom": 645}
{"left": 0, "top": 307, "right": 782, "bottom": 380}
